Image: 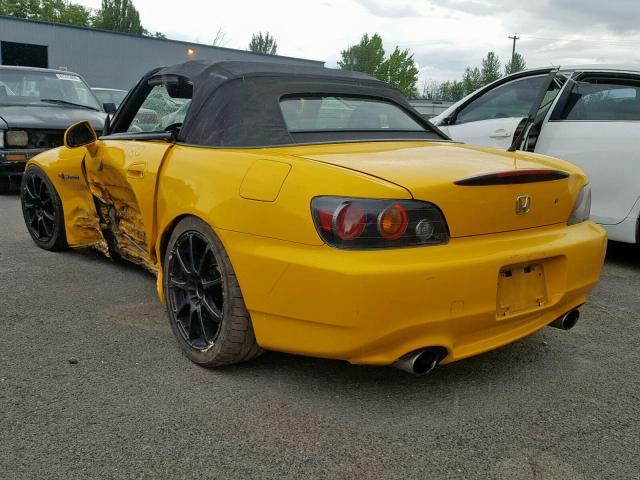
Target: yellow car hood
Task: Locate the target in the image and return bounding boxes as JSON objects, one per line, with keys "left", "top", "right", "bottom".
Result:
{"left": 287, "top": 141, "right": 586, "bottom": 238}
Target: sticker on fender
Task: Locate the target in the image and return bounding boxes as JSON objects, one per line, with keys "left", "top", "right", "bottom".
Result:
{"left": 56, "top": 73, "right": 81, "bottom": 82}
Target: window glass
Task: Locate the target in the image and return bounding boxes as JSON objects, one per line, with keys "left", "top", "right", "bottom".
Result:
{"left": 280, "top": 96, "right": 425, "bottom": 132}
{"left": 455, "top": 75, "right": 548, "bottom": 124}
{"left": 128, "top": 84, "right": 192, "bottom": 133}
{"left": 559, "top": 77, "right": 640, "bottom": 121}
{"left": 93, "top": 89, "right": 127, "bottom": 107}
{"left": 0, "top": 69, "right": 100, "bottom": 110}
{"left": 523, "top": 75, "right": 568, "bottom": 152}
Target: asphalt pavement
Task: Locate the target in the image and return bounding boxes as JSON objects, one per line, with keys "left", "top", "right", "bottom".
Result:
{"left": 1, "top": 191, "right": 639, "bottom": 480}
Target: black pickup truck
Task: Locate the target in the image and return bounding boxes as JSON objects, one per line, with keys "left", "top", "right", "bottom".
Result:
{"left": 0, "top": 65, "right": 106, "bottom": 192}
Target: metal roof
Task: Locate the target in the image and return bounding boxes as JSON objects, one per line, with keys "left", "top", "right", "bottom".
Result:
{"left": 0, "top": 15, "right": 324, "bottom": 66}
{"left": 0, "top": 64, "right": 82, "bottom": 76}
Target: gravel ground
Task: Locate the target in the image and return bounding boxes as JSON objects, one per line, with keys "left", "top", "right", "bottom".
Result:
{"left": 1, "top": 191, "right": 639, "bottom": 480}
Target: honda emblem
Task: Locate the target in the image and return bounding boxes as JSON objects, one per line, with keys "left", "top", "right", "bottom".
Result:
{"left": 516, "top": 195, "right": 531, "bottom": 215}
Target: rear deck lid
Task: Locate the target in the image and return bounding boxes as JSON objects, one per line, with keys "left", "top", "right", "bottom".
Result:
{"left": 290, "top": 142, "right": 585, "bottom": 238}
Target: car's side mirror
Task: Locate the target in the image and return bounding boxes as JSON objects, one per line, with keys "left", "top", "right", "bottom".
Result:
{"left": 64, "top": 121, "right": 97, "bottom": 149}
{"left": 103, "top": 102, "right": 117, "bottom": 114}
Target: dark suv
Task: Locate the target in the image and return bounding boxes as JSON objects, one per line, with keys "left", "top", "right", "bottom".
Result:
{"left": 0, "top": 66, "right": 106, "bottom": 192}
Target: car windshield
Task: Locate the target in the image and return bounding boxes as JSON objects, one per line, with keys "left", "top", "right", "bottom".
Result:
{"left": 280, "top": 96, "right": 425, "bottom": 132}
{"left": 0, "top": 69, "right": 100, "bottom": 110}
{"left": 93, "top": 89, "right": 127, "bottom": 107}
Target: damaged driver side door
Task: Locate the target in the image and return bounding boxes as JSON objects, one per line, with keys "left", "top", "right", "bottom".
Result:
{"left": 83, "top": 76, "right": 192, "bottom": 270}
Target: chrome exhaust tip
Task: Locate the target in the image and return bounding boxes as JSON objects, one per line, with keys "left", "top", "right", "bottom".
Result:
{"left": 393, "top": 348, "right": 445, "bottom": 376}
{"left": 550, "top": 309, "right": 580, "bottom": 330}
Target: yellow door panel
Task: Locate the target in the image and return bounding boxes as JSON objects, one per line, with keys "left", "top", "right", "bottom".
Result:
{"left": 84, "top": 139, "right": 173, "bottom": 269}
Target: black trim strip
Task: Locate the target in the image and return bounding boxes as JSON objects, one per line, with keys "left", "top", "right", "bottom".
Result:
{"left": 99, "top": 131, "right": 174, "bottom": 142}
{"left": 455, "top": 169, "right": 570, "bottom": 186}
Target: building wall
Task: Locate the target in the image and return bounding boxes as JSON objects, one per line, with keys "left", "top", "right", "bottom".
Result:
{"left": 0, "top": 16, "right": 324, "bottom": 90}
{"left": 408, "top": 99, "right": 454, "bottom": 119}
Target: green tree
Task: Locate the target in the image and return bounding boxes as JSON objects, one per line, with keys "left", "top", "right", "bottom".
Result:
{"left": 462, "top": 66, "right": 482, "bottom": 94}
{"left": 248, "top": 32, "right": 277, "bottom": 55}
{"left": 480, "top": 51, "right": 502, "bottom": 84}
{"left": 338, "top": 33, "right": 419, "bottom": 96}
{"left": 377, "top": 46, "right": 418, "bottom": 97}
{"left": 505, "top": 52, "right": 526, "bottom": 75}
{"left": 93, "top": 0, "right": 144, "bottom": 35}
{"left": 145, "top": 30, "right": 165, "bottom": 38}
{"left": 0, "top": 0, "right": 42, "bottom": 19}
{"left": 439, "top": 80, "right": 466, "bottom": 101}
{"left": 0, "top": 0, "right": 91, "bottom": 26}
{"left": 338, "top": 33, "right": 385, "bottom": 76}
{"left": 42, "top": 0, "right": 91, "bottom": 26}
{"left": 420, "top": 80, "right": 442, "bottom": 100}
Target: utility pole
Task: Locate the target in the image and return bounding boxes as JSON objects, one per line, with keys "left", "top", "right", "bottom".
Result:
{"left": 508, "top": 33, "right": 520, "bottom": 65}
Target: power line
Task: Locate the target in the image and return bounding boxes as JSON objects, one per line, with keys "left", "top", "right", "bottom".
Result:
{"left": 390, "top": 33, "right": 640, "bottom": 49}
{"left": 522, "top": 35, "right": 640, "bottom": 47}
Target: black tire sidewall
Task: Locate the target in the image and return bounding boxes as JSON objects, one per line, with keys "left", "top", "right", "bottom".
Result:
{"left": 21, "top": 165, "right": 68, "bottom": 251}
{"left": 163, "top": 217, "right": 245, "bottom": 366}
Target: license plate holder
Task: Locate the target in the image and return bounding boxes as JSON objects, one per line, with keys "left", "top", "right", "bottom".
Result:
{"left": 497, "top": 263, "right": 548, "bottom": 318}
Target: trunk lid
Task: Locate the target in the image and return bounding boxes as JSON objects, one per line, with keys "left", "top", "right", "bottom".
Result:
{"left": 288, "top": 141, "right": 585, "bottom": 238}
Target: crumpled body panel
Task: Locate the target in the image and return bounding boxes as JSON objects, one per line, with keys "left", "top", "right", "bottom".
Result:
{"left": 27, "top": 145, "right": 157, "bottom": 272}
{"left": 28, "top": 147, "right": 107, "bottom": 253}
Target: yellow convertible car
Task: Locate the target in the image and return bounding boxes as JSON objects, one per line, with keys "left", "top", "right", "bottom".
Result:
{"left": 20, "top": 61, "right": 606, "bottom": 374}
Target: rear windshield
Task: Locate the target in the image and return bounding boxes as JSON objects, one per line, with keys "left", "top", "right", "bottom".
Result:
{"left": 280, "top": 96, "right": 425, "bottom": 132}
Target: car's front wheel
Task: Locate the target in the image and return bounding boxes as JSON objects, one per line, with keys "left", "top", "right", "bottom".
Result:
{"left": 163, "top": 217, "right": 263, "bottom": 367}
{"left": 21, "top": 166, "right": 68, "bottom": 251}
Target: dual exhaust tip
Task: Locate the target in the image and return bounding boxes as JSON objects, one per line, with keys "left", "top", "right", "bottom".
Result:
{"left": 393, "top": 308, "right": 581, "bottom": 375}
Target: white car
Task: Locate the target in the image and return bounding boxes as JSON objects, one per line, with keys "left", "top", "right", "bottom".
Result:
{"left": 432, "top": 65, "right": 640, "bottom": 245}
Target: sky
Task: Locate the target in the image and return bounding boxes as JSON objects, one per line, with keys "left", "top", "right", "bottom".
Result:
{"left": 79, "top": 0, "right": 640, "bottom": 90}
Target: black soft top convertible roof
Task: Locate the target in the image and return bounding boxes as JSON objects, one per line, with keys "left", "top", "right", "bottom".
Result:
{"left": 113, "top": 60, "right": 445, "bottom": 147}
{"left": 154, "top": 60, "right": 378, "bottom": 85}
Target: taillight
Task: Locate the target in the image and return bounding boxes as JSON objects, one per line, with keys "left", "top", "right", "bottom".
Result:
{"left": 378, "top": 204, "right": 408, "bottom": 240}
{"left": 311, "top": 197, "right": 449, "bottom": 249}
{"left": 334, "top": 202, "right": 367, "bottom": 240}
{"left": 567, "top": 184, "right": 591, "bottom": 225}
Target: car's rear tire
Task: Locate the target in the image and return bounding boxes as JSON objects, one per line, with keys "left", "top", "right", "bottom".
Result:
{"left": 163, "top": 217, "right": 263, "bottom": 367}
{"left": 21, "top": 166, "right": 68, "bottom": 251}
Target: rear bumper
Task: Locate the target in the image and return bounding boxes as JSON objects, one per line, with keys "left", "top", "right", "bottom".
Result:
{"left": 215, "top": 221, "right": 607, "bottom": 366}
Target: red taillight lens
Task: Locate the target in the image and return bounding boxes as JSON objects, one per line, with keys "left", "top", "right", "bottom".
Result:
{"left": 318, "top": 210, "right": 333, "bottom": 231}
{"left": 378, "top": 204, "right": 408, "bottom": 239}
{"left": 311, "top": 197, "right": 449, "bottom": 250}
{"left": 334, "top": 202, "right": 366, "bottom": 240}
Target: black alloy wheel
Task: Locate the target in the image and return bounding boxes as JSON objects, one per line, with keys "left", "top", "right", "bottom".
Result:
{"left": 163, "top": 217, "right": 262, "bottom": 367}
{"left": 21, "top": 166, "right": 68, "bottom": 250}
{"left": 167, "top": 231, "right": 224, "bottom": 350}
